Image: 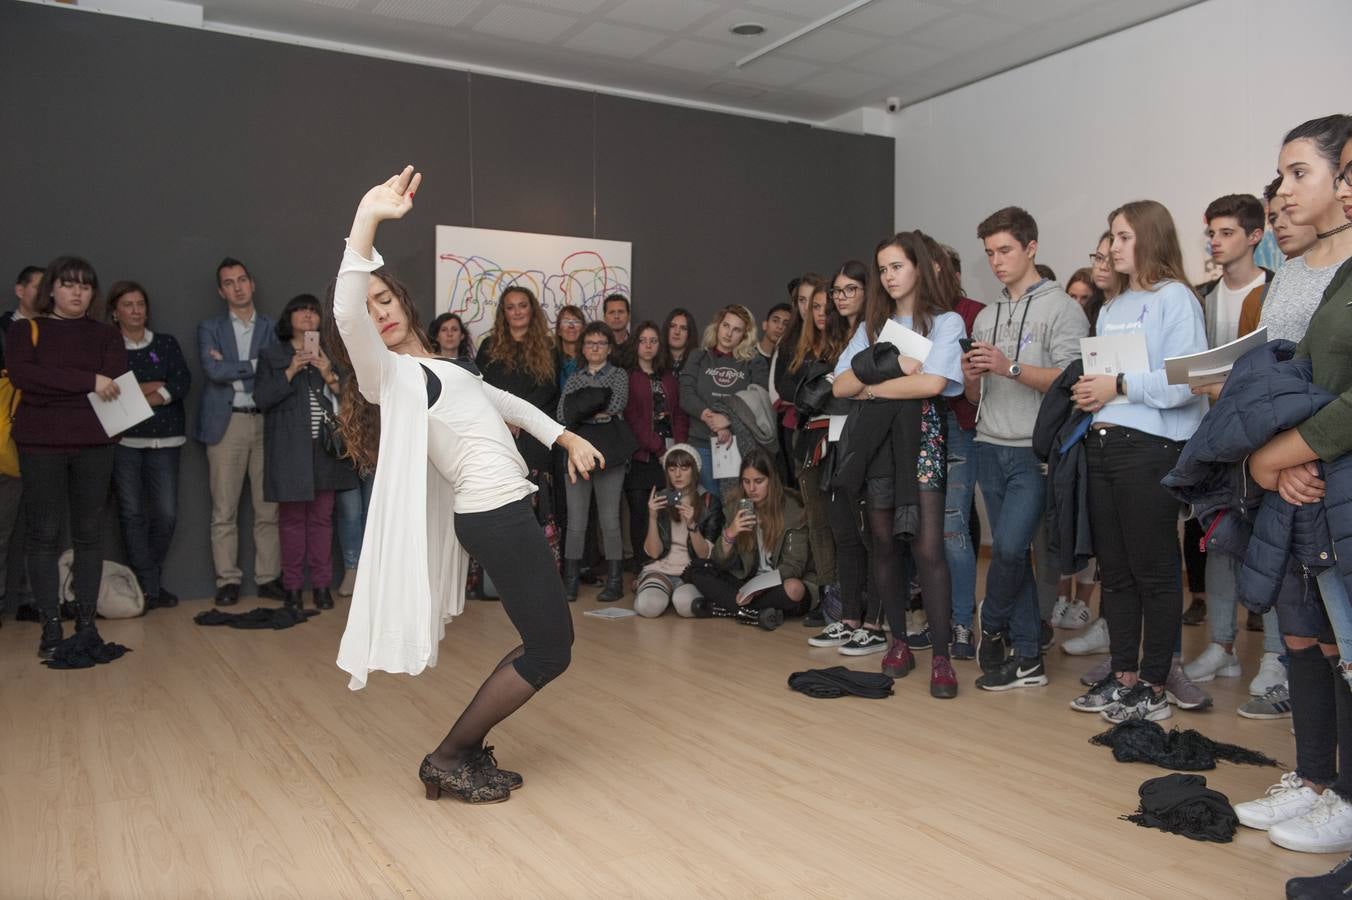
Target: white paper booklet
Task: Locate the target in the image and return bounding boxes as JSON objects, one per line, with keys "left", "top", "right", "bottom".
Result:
{"left": 877, "top": 318, "right": 933, "bottom": 363}
{"left": 710, "top": 439, "right": 742, "bottom": 479}
{"left": 583, "top": 607, "right": 637, "bottom": 619}
{"left": 1164, "top": 327, "right": 1267, "bottom": 386}
{"left": 1080, "top": 334, "right": 1149, "bottom": 406}
{"left": 87, "top": 371, "right": 153, "bottom": 437}
{"left": 736, "top": 569, "right": 783, "bottom": 605}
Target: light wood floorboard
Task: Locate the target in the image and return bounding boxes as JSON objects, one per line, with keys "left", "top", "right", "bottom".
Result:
{"left": 0, "top": 575, "right": 1336, "bottom": 899}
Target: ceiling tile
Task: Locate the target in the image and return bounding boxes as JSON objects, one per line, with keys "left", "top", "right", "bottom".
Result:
{"left": 647, "top": 38, "right": 742, "bottom": 73}
{"left": 605, "top": 0, "right": 721, "bottom": 32}
{"left": 703, "top": 81, "right": 770, "bottom": 98}
{"left": 297, "top": 0, "right": 362, "bottom": 9}
{"left": 744, "top": 0, "right": 847, "bottom": 17}
{"left": 776, "top": 26, "right": 887, "bottom": 63}
{"left": 564, "top": 21, "right": 669, "bottom": 59}
{"left": 370, "top": 0, "right": 481, "bottom": 28}
{"left": 834, "top": 0, "right": 951, "bottom": 37}
{"left": 906, "top": 11, "right": 1025, "bottom": 51}
{"left": 471, "top": 3, "right": 579, "bottom": 43}
{"left": 730, "top": 55, "right": 821, "bottom": 87}
{"left": 516, "top": 0, "right": 609, "bottom": 13}
{"left": 792, "top": 67, "right": 893, "bottom": 99}
{"left": 848, "top": 40, "right": 949, "bottom": 79}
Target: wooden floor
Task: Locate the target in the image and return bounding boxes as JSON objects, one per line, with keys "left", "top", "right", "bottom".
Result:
{"left": 0, "top": 574, "right": 1337, "bottom": 899}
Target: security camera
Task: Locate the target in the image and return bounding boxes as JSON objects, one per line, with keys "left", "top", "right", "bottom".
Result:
{"left": 885, "top": 97, "right": 901, "bottom": 113}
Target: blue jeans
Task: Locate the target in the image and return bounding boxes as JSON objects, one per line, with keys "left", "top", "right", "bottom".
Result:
{"left": 334, "top": 474, "right": 374, "bottom": 569}
{"left": 1318, "top": 568, "right": 1352, "bottom": 670}
{"left": 974, "top": 442, "right": 1045, "bottom": 658}
{"left": 112, "top": 444, "right": 180, "bottom": 598}
{"left": 695, "top": 442, "right": 718, "bottom": 496}
{"left": 943, "top": 412, "right": 977, "bottom": 628}
{"left": 1207, "top": 550, "right": 1283, "bottom": 653}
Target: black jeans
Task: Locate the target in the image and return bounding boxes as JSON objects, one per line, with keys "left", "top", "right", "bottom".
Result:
{"left": 21, "top": 446, "right": 115, "bottom": 621}
{"left": 1085, "top": 426, "right": 1183, "bottom": 685}
{"left": 625, "top": 456, "right": 664, "bottom": 566}
{"left": 112, "top": 445, "right": 181, "bottom": 598}
{"left": 827, "top": 487, "right": 879, "bottom": 625}
{"left": 688, "top": 564, "right": 810, "bottom": 616}
{"left": 453, "top": 496, "right": 573, "bottom": 690}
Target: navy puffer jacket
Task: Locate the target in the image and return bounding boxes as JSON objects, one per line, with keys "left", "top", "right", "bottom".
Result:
{"left": 1162, "top": 340, "right": 1352, "bottom": 614}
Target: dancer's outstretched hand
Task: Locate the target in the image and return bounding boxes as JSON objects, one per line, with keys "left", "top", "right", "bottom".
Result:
{"left": 559, "top": 431, "right": 605, "bottom": 483}
{"left": 356, "top": 165, "right": 422, "bottom": 223}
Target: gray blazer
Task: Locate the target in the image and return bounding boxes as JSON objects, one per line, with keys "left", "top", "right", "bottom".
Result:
{"left": 193, "top": 310, "right": 277, "bottom": 445}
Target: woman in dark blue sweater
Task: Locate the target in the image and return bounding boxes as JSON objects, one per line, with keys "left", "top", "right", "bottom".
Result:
{"left": 107, "top": 281, "right": 191, "bottom": 610}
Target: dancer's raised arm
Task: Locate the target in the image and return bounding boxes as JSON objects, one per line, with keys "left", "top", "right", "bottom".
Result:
{"left": 348, "top": 165, "right": 421, "bottom": 258}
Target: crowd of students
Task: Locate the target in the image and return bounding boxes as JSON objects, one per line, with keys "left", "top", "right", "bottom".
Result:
{"left": 8, "top": 111, "right": 1352, "bottom": 894}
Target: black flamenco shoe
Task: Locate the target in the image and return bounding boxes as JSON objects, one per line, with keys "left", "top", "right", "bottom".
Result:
{"left": 418, "top": 755, "right": 511, "bottom": 804}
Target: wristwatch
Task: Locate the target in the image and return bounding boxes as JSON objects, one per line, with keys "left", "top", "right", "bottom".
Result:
{"left": 1007, "top": 362, "right": 1022, "bottom": 379}
{"left": 1116, "top": 373, "right": 1127, "bottom": 396}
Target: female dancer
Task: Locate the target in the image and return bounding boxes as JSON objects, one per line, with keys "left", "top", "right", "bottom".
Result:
{"left": 328, "top": 166, "right": 602, "bottom": 804}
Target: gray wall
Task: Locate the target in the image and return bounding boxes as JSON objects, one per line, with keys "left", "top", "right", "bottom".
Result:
{"left": 0, "top": 1, "right": 893, "bottom": 601}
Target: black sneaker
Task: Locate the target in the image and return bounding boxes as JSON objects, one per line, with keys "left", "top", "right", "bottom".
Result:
{"left": 906, "top": 625, "right": 932, "bottom": 650}
{"left": 1040, "top": 620, "right": 1056, "bottom": 651}
{"left": 1101, "top": 682, "right": 1171, "bottom": 723}
{"left": 978, "top": 629, "right": 1008, "bottom": 674}
{"left": 1181, "top": 598, "right": 1206, "bottom": 626}
{"left": 734, "top": 608, "right": 760, "bottom": 626}
{"left": 1285, "top": 852, "right": 1352, "bottom": 899}
{"left": 1070, "top": 674, "right": 1129, "bottom": 713}
{"left": 838, "top": 627, "right": 889, "bottom": 656}
{"left": 975, "top": 656, "right": 1048, "bottom": 691}
{"left": 950, "top": 624, "right": 975, "bottom": 660}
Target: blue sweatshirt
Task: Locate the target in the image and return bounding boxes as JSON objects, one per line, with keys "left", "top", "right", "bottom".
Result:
{"left": 1092, "top": 280, "right": 1207, "bottom": 441}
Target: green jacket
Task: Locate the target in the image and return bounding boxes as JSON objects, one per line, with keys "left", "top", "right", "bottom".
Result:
{"left": 1296, "top": 257, "right": 1352, "bottom": 461}
{"left": 712, "top": 495, "right": 815, "bottom": 595}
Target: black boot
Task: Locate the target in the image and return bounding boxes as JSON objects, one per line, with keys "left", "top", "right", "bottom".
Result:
{"left": 38, "top": 616, "right": 63, "bottom": 658}
{"left": 285, "top": 589, "right": 304, "bottom": 611}
{"left": 562, "top": 559, "right": 581, "bottom": 602}
{"left": 597, "top": 560, "right": 624, "bottom": 602}
{"left": 314, "top": 588, "right": 334, "bottom": 610}
{"left": 74, "top": 601, "right": 98, "bottom": 636}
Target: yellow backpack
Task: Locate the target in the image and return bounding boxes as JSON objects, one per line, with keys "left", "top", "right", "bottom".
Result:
{"left": 0, "top": 319, "right": 40, "bottom": 478}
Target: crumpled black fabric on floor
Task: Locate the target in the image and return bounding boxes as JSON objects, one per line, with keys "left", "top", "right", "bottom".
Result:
{"left": 787, "top": 666, "right": 894, "bottom": 699}
{"left": 1090, "top": 719, "right": 1282, "bottom": 770}
{"left": 42, "top": 629, "right": 132, "bottom": 670}
{"left": 1124, "top": 773, "right": 1238, "bottom": 843}
{"left": 193, "top": 606, "right": 318, "bottom": 630}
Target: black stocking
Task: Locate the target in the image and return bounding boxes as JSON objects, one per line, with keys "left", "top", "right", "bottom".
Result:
{"left": 430, "top": 646, "right": 535, "bottom": 769}
{"left": 910, "top": 492, "right": 952, "bottom": 656}
{"left": 866, "top": 507, "right": 906, "bottom": 638}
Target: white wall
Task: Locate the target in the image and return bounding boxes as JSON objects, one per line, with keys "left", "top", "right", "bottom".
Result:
{"left": 893, "top": 0, "right": 1352, "bottom": 301}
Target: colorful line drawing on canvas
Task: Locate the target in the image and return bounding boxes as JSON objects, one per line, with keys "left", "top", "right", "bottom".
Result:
{"left": 435, "top": 226, "right": 632, "bottom": 341}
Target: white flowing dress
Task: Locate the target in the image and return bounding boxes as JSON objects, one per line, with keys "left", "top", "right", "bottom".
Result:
{"left": 332, "top": 243, "right": 564, "bottom": 690}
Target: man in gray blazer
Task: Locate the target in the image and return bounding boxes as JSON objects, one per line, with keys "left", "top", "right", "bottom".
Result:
{"left": 194, "top": 257, "right": 283, "bottom": 605}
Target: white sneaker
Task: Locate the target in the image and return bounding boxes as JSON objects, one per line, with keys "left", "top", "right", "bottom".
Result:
{"left": 1270, "top": 791, "right": 1352, "bottom": 853}
{"left": 1062, "top": 618, "right": 1109, "bottom": 655}
{"left": 1057, "top": 600, "right": 1092, "bottom": 630}
{"left": 1249, "top": 651, "right": 1286, "bottom": 696}
{"left": 1050, "top": 596, "right": 1070, "bottom": 628}
{"left": 1182, "top": 642, "right": 1241, "bottom": 683}
{"left": 1234, "top": 772, "right": 1323, "bottom": 831}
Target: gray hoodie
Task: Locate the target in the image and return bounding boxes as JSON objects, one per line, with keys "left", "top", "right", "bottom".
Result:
{"left": 970, "top": 280, "right": 1088, "bottom": 447}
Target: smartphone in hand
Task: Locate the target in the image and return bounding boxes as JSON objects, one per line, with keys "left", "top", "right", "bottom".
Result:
{"left": 959, "top": 337, "right": 975, "bottom": 354}
{"left": 303, "top": 331, "right": 320, "bottom": 356}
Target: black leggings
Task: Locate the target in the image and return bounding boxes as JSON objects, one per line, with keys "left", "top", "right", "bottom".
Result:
{"left": 688, "top": 565, "right": 810, "bottom": 616}
{"left": 22, "top": 446, "right": 114, "bottom": 621}
{"left": 866, "top": 488, "right": 950, "bottom": 655}
{"left": 828, "top": 488, "right": 879, "bottom": 625}
{"left": 453, "top": 497, "right": 573, "bottom": 689}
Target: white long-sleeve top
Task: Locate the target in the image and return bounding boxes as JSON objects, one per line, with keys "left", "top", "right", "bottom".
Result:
{"left": 333, "top": 242, "right": 564, "bottom": 690}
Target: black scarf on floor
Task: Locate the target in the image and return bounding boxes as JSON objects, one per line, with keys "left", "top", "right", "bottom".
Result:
{"left": 1124, "top": 773, "right": 1238, "bottom": 843}
{"left": 42, "top": 628, "right": 132, "bottom": 669}
{"left": 787, "top": 666, "right": 894, "bottom": 699}
{"left": 194, "top": 606, "right": 318, "bottom": 630}
{"left": 1090, "top": 719, "right": 1282, "bottom": 770}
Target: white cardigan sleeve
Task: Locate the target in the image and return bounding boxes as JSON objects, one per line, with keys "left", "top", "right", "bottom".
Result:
{"left": 335, "top": 242, "right": 393, "bottom": 404}
{"left": 483, "top": 382, "right": 565, "bottom": 449}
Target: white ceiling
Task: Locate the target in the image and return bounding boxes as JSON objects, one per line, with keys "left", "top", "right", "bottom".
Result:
{"left": 193, "top": 0, "right": 1203, "bottom": 121}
